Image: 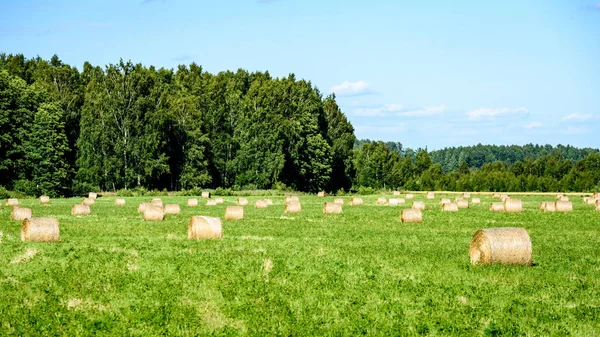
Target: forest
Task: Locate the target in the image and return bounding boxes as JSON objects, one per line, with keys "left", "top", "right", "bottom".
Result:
{"left": 1, "top": 53, "right": 599, "bottom": 196}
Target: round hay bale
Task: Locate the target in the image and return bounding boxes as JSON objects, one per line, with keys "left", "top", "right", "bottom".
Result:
{"left": 151, "top": 198, "right": 163, "bottom": 207}
{"left": 401, "top": 209, "right": 422, "bottom": 223}
{"left": 387, "top": 198, "right": 399, "bottom": 206}
{"left": 225, "top": 206, "right": 244, "bottom": 220}
{"left": 164, "top": 204, "right": 181, "bottom": 215}
{"left": 285, "top": 196, "right": 300, "bottom": 204}
{"left": 323, "top": 202, "right": 342, "bottom": 214}
{"left": 318, "top": 191, "right": 326, "bottom": 197}
{"left": 405, "top": 193, "right": 414, "bottom": 200}
{"left": 137, "top": 202, "right": 150, "bottom": 213}
{"left": 583, "top": 197, "right": 590, "bottom": 203}
{"left": 463, "top": 192, "right": 471, "bottom": 199}
{"left": 6, "top": 198, "right": 19, "bottom": 206}
{"left": 264, "top": 199, "right": 273, "bottom": 205}
{"left": 439, "top": 198, "right": 451, "bottom": 205}
{"left": 143, "top": 205, "right": 164, "bottom": 221}
{"left": 72, "top": 204, "right": 91, "bottom": 215}
{"left": 556, "top": 193, "right": 563, "bottom": 200}
{"left": 11, "top": 206, "right": 32, "bottom": 221}
{"left": 542, "top": 201, "right": 556, "bottom": 212}
{"left": 456, "top": 199, "right": 469, "bottom": 209}
{"left": 88, "top": 192, "right": 98, "bottom": 200}
{"left": 376, "top": 197, "right": 387, "bottom": 205}
{"left": 393, "top": 191, "right": 401, "bottom": 196}
{"left": 469, "top": 227, "right": 532, "bottom": 266}
{"left": 555, "top": 201, "right": 573, "bottom": 212}
{"left": 82, "top": 197, "right": 94, "bottom": 206}
{"left": 214, "top": 197, "right": 224, "bottom": 205}
{"left": 454, "top": 197, "right": 465, "bottom": 203}
{"left": 492, "top": 192, "right": 501, "bottom": 199}
{"left": 284, "top": 201, "right": 302, "bottom": 213}
{"left": 237, "top": 198, "right": 249, "bottom": 206}
{"left": 187, "top": 198, "right": 199, "bottom": 207}
{"left": 559, "top": 196, "right": 569, "bottom": 202}
{"left": 412, "top": 201, "right": 425, "bottom": 210}
{"left": 39, "top": 196, "right": 50, "bottom": 204}
{"left": 349, "top": 198, "right": 363, "bottom": 206}
{"left": 115, "top": 198, "right": 126, "bottom": 206}
{"left": 471, "top": 198, "right": 481, "bottom": 204}
{"left": 442, "top": 203, "right": 459, "bottom": 212}
{"left": 489, "top": 202, "right": 504, "bottom": 212}
{"left": 586, "top": 197, "right": 598, "bottom": 205}
{"left": 206, "top": 200, "right": 217, "bottom": 206}
{"left": 255, "top": 200, "right": 268, "bottom": 209}
{"left": 426, "top": 192, "right": 435, "bottom": 200}
{"left": 333, "top": 198, "right": 344, "bottom": 205}
{"left": 201, "top": 191, "right": 211, "bottom": 199}
{"left": 188, "top": 216, "right": 222, "bottom": 239}
{"left": 504, "top": 198, "right": 523, "bottom": 213}
{"left": 22, "top": 218, "right": 59, "bottom": 242}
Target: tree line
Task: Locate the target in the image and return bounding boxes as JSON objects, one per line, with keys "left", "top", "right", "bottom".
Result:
{"left": 1, "top": 53, "right": 598, "bottom": 196}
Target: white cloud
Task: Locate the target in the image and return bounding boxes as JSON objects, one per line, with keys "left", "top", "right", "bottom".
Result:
{"left": 525, "top": 122, "right": 542, "bottom": 129}
{"left": 353, "top": 104, "right": 404, "bottom": 117}
{"left": 397, "top": 104, "right": 447, "bottom": 117}
{"left": 466, "top": 107, "right": 528, "bottom": 120}
{"left": 329, "top": 81, "right": 371, "bottom": 96}
{"left": 562, "top": 113, "right": 598, "bottom": 121}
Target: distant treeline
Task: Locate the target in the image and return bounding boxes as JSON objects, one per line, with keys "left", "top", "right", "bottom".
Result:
{"left": 1, "top": 53, "right": 599, "bottom": 197}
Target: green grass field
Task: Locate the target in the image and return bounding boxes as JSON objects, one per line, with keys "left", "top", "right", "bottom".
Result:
{"left": 0, "top": 194, "right": 599, "bottom": 336}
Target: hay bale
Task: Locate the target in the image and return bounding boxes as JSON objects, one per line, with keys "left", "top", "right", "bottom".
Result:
{"left": 201, "top": 191, "right": 211, "bottom": 199}
{"left": 137, "top": 202, "right": 150, "bottom": 213}
{"left": 11, "top": 206, "right": 32, "bottom": 221}
{"left": 115, "top": 198, "right": 126, "bottom": 206}
{"left": 439, "top": 198, "right": 451, "bottom": 205}
{"left": 88, "top": 192, "right": 98, "bottom": 199}
{"left": 143, "top": 205, "right": 164, "bottom": 221}
{"left": 559, "top": 196, "right": 569, "bottom": 202}
{"left": 454, "top": 197, "right": 465, "bottom": 203}
{"left": 556, "top": 193, "right": 563, "bottom": 200}
{"left": 469, "top": 227, "right": 532, "bottom": 266}
{"left": 6, "top": 198, "right": 19, "bottom": 206}
{"left": 39, "top": 196, "right": 50, "bottom": 204}
{"left": 188, "top": 216, "right": 222, "bottom": 239}
{"left": 583, "top": 197, "right": 590, "bottom": 203}
{"left": 504, "top": 198, "right": 523, "bottom": 213}
{"left": 237, "top": 198, "right": 248, "bottom": 206}
{"left": 187, "top": 198, "right": 199, "bottom": 207}
{"left": 333, "top": 198, "right": 344, "bottom": 205}
{"left": 82, "top": 198, "right": 94, "bottom": 206}
{"left": 285, "top": 201, "right": 302, "bottom": 213}
{"left": 426, "top": 192, "right": 435, "bottom": 200}
{"left": 318, "top": 191, "right": 326, "bottom": 197}
{"left": 206, "top": 200, "right": 217, "bottom": 206}
{"left": 401, "top": 209, "right": 422, "bottom": 223}
{"left": 255, "top": 200, "right": 268, "bottom": 209}
{"left": 456, "top": 199, "right": 469, "bottom": 209}
{"left": 151, "top": 198, "right": 163, "bottom": 207}
{"left": 214, "top": 197, "right": 224, "bottom": 205}
{"left": 492, "top": 192, "right": 501, "bottom": 199}
{"left": 72, "top": 204, "right": 91, "bottom": 215}
{"left": 555, "top": 201, "right": 573, "bottom": 212}
{"left": 393, "top": 191, "right": 400, "bottom": 196}
{"left": 387, "top": 198, "right": 399, "bottom": 206}
{"left": 323, "top": 202, "right": 342, "bottom": 214}
{"left": 541, "top": 201, "right": 556, "bottom": 212}
{"left": 442, "top": 203, "right": 459, "bottom": 212}
{"left": 285, "top": 196, "right": 299, "bottom": 203}
{"left": 500, "top": 194, "right": 509, "bottom": 201}
{"left": 405, "top": 193, "right": 414, "bottom": 200}
{"left": 376, "top": 197, "right": 387, "bottom": 205}
{"left": 586, "top": 197, "right": 598, "bottom": 205}
{"left": 489, "top": 202, "right": 504, "bottom": 212}
{"left": 349, "top": 198, "right": 363, "bottom": 206}
{"left": 463, "top": 192, "right": 471, "bottom": 199}
{"left": 264, "top": 199, "right": 273, "bottom": 205}
{"left": 471, "top": 198, "right": 481, "bottom": 204}
{"left": 22, "top": 218, "right": 59, "bottom": 242}
{"left": 164, "top": 204, "right": 181, "bottom": 215}
{"left": 225, "top": 206, "right": 244, "bottom": 220}
{"left": 412, "top": 201, "right": 425, "bottom": 210}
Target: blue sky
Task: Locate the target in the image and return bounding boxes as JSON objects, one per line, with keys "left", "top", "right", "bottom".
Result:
{"left": 1, "top": 0, "right": 599, "bottom": 150}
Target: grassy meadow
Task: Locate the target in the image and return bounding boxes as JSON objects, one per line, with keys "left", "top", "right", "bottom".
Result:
{"left": 0, "top": 193, "right": 599, "bottom": 336}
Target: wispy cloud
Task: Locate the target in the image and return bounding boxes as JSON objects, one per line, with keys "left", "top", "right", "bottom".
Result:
{"left": 466, "top": 107, "right": 528, "bottom": 120}
{"left": 397, "top": 104, "right": 447, "bottom": 117}
{"left": 525, "top": 121, "right": 542, "bottom": 129}
{"left": 353, "top": 104, "right": 404, "bottom": 117}
{"left": 562, "top": 113, "right": 599, "bottom": 121}
{"left": 330, "top": 81, "right": 372, "bottom": 96}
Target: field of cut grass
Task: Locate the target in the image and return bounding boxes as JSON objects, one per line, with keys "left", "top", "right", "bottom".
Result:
{"left": 0, "top": 193, "right": 599, "bottom": 336}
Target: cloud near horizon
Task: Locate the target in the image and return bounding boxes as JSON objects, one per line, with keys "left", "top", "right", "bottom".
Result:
{"left": 397, "top": 104, "right": 447, "bottom": 117}
{"left": 330, "top": 81, "right": 372, "bottom": 96}
{"left": 562, "top": 113, "right": 599, "bottom": 121}
{"left": 467, "top": 107, "right": 528, "bottom": 120}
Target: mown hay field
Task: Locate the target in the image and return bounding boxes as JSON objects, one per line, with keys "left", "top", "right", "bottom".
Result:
{"left": 0, "top": 194, "right": 599, "bottom": 336}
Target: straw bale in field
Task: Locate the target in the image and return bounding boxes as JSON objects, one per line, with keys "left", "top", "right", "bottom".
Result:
{"left": 201, "top": 192, "right": 211, "bottom": 199}
{"left": 163, "top": 204, "right": 181, "bottom": 215}
{"left": 6, "top": 198, "right": 19, "bottom": 206}
{"left": 137, "top": 202, "right": 150, "bottom": 213}
{"left": 11, "top": 206, "right": 32, "bottom": 221}
{"left": 151, "top": 198, "right": 163, "bottom": 207}
{"left": 456, "top": 199, "right": 469, "bottom": 209}
{"left": 349, "top": 198, "right": 363, "bottom": 206}
{"left": 463, "top": 192, "right": 471, "bottom": 199}
{"left": 22, "top": 218, "right": 59, "bottom": 242}
{"left": 387, "top": 198, "right": 400, "bottom": 206}
{"left": 143, "top": 205, "right": 164, "bottom": 221}
{"left": 439, "top": 198, "right": 451, "bottom": 205}
{"left": 72, "top": 204, "right": 91, "bottom": 215}
{"left": 317, "top": 191, "right": 326, "bottom": 197}
{"left": 323, "top": 202, "right": 342, "bottom": 214}
{"left": 255, "top": 200, "right": 268, "bottom": 209}
{"left": 504, "top": 198, "right": 523, "bottom": 213}
{"left": 82, "top": 198, "right": 94, "bottom": 206}
{"left": 237, "top": 198, "right": 249, "bottom": 206}
{"left": 376, "top": 197, "right": 387, "bottom": 205}
{"left": 39, "top": 196, "right": 50, "bottom": 204}
{"left": 469, "top": 227, "right": 532, "bottom": 266}
{"left": 559, "top": 196, "right": 569, "bottom": 202}
{"left": 556, "top": 193, "right": 563, "bottom": 200}
{"left": 115, "top": 198, "right": 126, "bottom": 206}
{"left": 285, "top": 196, "right": 300, "bottom": 204}
{"left": 214, "top": 197, "right": 224, "bottom": 205}
{"left": 401, "top": 209, "right": 422, "bottom": 223}
{"left": 586, "top": 197, "right": 598, "bottom": 205}
{"left": 489, "top": 202, "right": 504, "bottom": 212}
{"left": 284, "top": 201, "right": 301, "bottom": 213}
{"left": 555, "top": 201, "right": 572, "bottom": 212}
{"left": 88, "top": 192, "right": 98, "bottom": 200}
{"left": 188, "top": 216, "right": 222, "bottom": 239}
{"left": 206, "top": 200, "right": 217, "bottom": 206}
{"left": 412, "top": 201, "right": 425, "bottom": 210}
{"left": 539, "top": 202, "right": 556, "bottom": 212}
{"left": 187, "top": 198, "right": 198, "bottom": 207}
{"left": 492, "top": 193, "right": 501, "bottom": 199}
{"left": 426, "top": 192, "right": 435, "bottom": 200}
{"left": 442, "top": 203, "right": 459, "bottom": 212}
{"left": 225, "top": 206, "right": 244, "bottom": 220}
